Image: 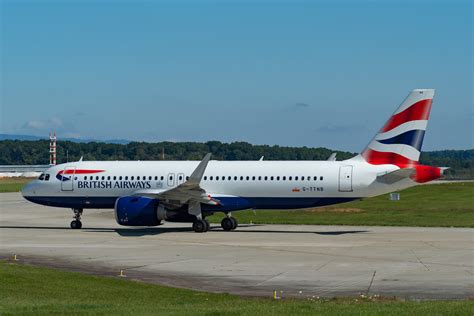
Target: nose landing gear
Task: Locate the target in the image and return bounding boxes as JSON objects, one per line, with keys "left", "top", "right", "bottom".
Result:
{"left": 70, "top": 208, "right": 83, "bottom": 229}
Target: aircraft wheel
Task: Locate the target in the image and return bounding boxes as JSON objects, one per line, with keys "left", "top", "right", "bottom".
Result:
{"left": 192, "top": 219, "right": 208, "bottom": 233}
{"left": 230, "top": 217, "right": 238, "bottom": 230}
{"left": 70, "top": 220, "right": 82, "bottom": 229}
{"left": 221, "top": 217, "right": 234, "bottom": 231}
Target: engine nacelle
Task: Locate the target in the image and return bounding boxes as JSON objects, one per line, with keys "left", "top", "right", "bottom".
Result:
{"left": 115, "top": 196, "right": 161, "bottom": 226}
{"left": 115, "top": 196, "right": 199, "bottom": 226}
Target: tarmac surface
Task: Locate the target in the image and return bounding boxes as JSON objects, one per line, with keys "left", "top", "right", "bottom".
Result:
{"left": 1, "top": 192, "right": 473, "bottom": 299}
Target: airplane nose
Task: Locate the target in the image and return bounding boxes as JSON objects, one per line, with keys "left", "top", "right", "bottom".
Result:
{"left": 21, "top": 182, "right": 35, "bottom": 197}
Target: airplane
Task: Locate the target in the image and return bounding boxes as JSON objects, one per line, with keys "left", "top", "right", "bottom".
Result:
{"left": 21, "top": 89, "right": 446, "bottom": 232}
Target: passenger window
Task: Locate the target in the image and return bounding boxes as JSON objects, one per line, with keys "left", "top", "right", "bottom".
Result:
{"left": 210, "top": 176, "right": 213, "bottom": 180}
{"left": 302, "top": 177, "right": 305, "bottom": 181}
{"left": 119, "top": 176, "right": 123, "bottom": 180}
{"left": 186, "top": 176, "right": 189, "bottom": 180}
{"left": 45, "top": 174, "right": 50, "bottom": 181}
{"left": 295, "top": 176, "right": 298, "bottom": 180}
{"left": 137, "top": 176, "right": 141, "bottom": 180}
{"left": 131, "top": 176, "right": 135, "bottom": 180}
{"left": 228, "top": 176, "right": 231, "bottom": 180}
{"left": 149, "top": 176, "right": 152, "bottom": 180}
{"left": 307, "top": 176, "right": 310, "bottom": 181}
{"left": 102, "top": 176, "right": 105, "bottom": 180}
{"left": 240, "top": 176, "right": 244, "bottom": 180}
{"left": 289, "top": 176, "right": 292, "bottom": 180}
{"left": 204, "top": 176, "right": 207, "bottom": 180}
{"left": 264, "top": 176, "right": 268, "bottom": 181}
{"left": 252, "top": 176, "right": 256, "bottom": 180}
{"left": 320, "top": 176, "right": 323, "bottom": 181}
{"left": 314, "top": 176, "right": 317, "bottom": 181}
{"left": 154, "top": 176, "right": 158, "bottom": 180}
{"left": 161, "top": 176, "right": 164, "bottom": 181}
{"left": 234, "top": 176, "right": 237, "bottom": 180}
{"left": 107, "top": 176, "right": 111, "bottom": 180}
{"left": 179, "top": 175, "right": 183, "bottom": 180}
{"left": 125, "top": 176, "right": 128, "bottom": 180}
{"left": 96, "top": 176, "right": 99, "bottom": 180}
{"left": 258, "top": 176, "right": 262, "bottom": 180}
{"left": 270, "top": 176, "right": 274, "bottom": 181}
{"left": 221, "top": 176, "right": 224, "bottom": 181}
{"left": 84, "top": 176, "right": 88, "bottom": 180}
{"left": 277, "top": 176, "right": 280, "bottom": 181}
{"left": 283, "top": 176, "right": 286, "bottom": 181}
{"left": 114, "top": 176, "right": 117, "bottom": 180}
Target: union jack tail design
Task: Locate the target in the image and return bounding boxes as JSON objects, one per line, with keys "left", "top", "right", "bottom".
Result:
{"left": 361, "top": 89, "right": 435, "bottom": 167}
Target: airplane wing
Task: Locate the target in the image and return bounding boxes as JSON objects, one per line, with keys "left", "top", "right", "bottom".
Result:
{"left": 376, "top": 168, "right": 415, "bottom": 184}
{"left": 327, "top": 153, "right": 337, "bottom": 161}
{"left": 132, "top": 153, "right": 220, "bottom": 207}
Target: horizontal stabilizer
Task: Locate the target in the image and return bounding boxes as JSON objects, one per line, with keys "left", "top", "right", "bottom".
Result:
{"left": 440, "top": 167, "right": 450, "bottom": 176}
{"left": 376, "top": 168, "right": 415, "bottom": 184}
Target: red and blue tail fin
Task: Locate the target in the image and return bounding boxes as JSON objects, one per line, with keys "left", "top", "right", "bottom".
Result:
{"left": 361, "top": 89, "right": 435, "bottom": 167}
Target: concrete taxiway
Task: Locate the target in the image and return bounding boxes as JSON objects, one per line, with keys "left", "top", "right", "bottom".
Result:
{"left": 1, "top": 192, "right": 473, "bottom": 299}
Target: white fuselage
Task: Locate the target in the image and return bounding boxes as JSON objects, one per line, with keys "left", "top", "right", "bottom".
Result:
{"left": 22, "top": 159, "right": 415, "bottom": 212}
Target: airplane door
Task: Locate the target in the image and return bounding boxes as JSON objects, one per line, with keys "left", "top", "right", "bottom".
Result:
{"left": 61, "top": 166, "right": 76, "bottom": 191}
{"left": 167, "top": 173, "right": 175, "bottom": 187}
{"left": 177, "top": 173, "right": 185, "bottom": 185}
{"left": 339, "top": 166, "right": 353, "bottom": 192}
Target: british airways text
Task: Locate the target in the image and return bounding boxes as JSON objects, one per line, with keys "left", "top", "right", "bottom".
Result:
{"left": 77, "top": 180, "right": 151, "bottom": 189}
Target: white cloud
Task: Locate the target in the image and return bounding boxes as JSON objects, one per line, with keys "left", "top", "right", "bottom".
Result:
{"left": 23, "top": 117, "right": 63, "bottom": 130}
{"left": 16, "top": 117, "right": 81, "bottom": 139}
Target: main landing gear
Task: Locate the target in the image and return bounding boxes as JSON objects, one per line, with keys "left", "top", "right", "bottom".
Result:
{"left": 192, "top": 218, "right": 210, "bottom": 233}
{"left": 192, "top": 215, "right": 238, "bottom": 233}
{"left": 70, "top": 208, "right": 83, "bottom": 229}
{"left": 188, "top": 201, "right": 238, "bottom": 233}
{"left": 221, "top": 214, "right": 238, "bottom": 231}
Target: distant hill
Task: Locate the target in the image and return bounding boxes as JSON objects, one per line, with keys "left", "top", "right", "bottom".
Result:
{"left": 0, "top": 134, "right": 45, "bottom": 141}
{"left": 0, "top": 134, "right": 130, "bottom": 145}
{"left": 0, "top": 139, "right": 472, "bottom": 179}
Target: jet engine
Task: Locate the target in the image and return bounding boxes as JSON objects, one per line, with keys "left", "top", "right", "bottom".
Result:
{"left": 115, "top": 196, "right": 197, "bottom": 226}
{"left": 115, "top": 196, "right": 161, "bottom": 226}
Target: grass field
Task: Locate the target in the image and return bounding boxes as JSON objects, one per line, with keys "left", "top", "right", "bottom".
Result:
{"left": 1, "top": 178, "right": 473, "bottom": 227}
{"left": 0, "top": 261, "right": 472, "bottom": 315}
{"left": 0, "top": 177, "right": 32, "bottom": 193}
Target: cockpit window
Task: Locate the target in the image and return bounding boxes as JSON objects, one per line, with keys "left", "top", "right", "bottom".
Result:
{"left": 45, "top": 174, "right": 50, "bottom": 181}
{"left": 38, "top": 173, "right": 45, "bottom": 180}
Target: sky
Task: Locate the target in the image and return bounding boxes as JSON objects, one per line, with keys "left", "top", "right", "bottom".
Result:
{"left": 1, "top": 0, "right": 472, "bottom": 152}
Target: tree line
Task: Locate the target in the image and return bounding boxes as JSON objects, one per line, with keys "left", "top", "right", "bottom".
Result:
{"left": 0, "top": 140, "right": 472, "bottom": 179}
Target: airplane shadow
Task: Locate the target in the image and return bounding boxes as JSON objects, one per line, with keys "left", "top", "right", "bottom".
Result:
{"left": 0, "top": 225, "right": 369, "bottom": 237}
{"left": 229, "top": 228, "right": 369, "bottom": 235}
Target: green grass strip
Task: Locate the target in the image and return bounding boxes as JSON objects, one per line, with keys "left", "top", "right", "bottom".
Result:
{"left": 0, "top": 261, "right": 472, "bottom": 315}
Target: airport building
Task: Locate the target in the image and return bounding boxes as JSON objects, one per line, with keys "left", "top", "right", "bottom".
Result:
{"left": 0, "top": 133, "right": 55, "bottom": 178}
